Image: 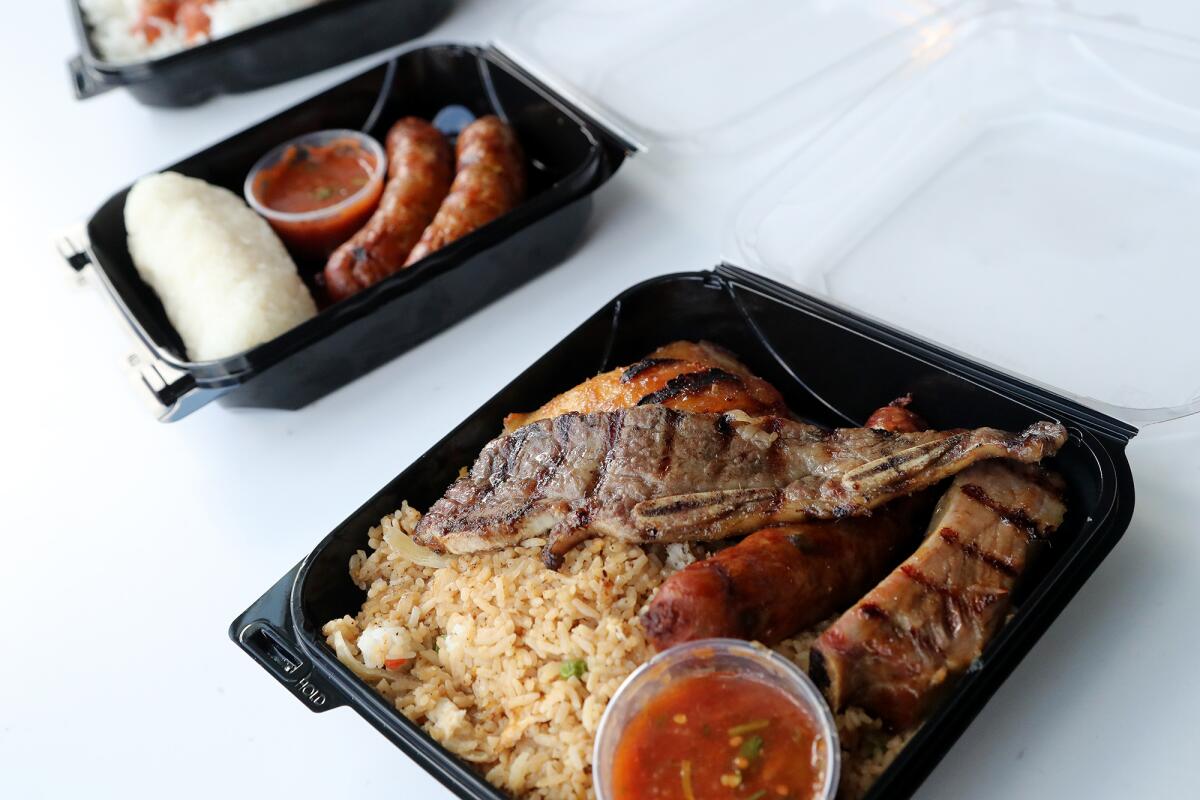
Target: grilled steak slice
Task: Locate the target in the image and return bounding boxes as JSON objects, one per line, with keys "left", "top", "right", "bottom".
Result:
{"left": 810, "top": 460, "right": 1067, "bottom": 730}
{"left": 640, "top": 399, "right": 935, "bottom": 650}
{"left": 413, "top": 406, "right": 1068, "bottom": 566}
{"left": 501, "top": 340, "right": 789, "bottom": 433}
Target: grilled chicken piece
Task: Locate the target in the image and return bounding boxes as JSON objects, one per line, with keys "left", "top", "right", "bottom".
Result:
{"left": 412, "top": 406, "right": 1068, "bottom": 567}
{"left": 810, "top": 460, "right": 1067, "bottom": 730}
{"left": 502, "top": 341, "right": 789, "bottom": 433}
{"left": 641, "top": 399, "right": 933, "bottom": 650}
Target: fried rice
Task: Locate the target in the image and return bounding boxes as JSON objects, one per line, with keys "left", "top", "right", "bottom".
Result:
{"left": 323, "top": 504, "right": 912, "bottom": 800}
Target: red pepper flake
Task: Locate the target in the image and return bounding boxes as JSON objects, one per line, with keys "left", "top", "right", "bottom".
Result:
{"left": 384, "top": 658, "right": 410, "bottom": 670}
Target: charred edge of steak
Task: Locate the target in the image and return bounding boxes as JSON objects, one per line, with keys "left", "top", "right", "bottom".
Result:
{"left": 636, "top": 368, "right": 744, "bottom": 406}
{"left": 959, "top": 483, "right": 1055, "bottom": 541}
{"left": 620, "top": 358, "right": 682, "bottom": 383}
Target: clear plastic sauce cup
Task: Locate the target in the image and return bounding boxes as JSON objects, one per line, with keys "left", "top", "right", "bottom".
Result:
{"left": 594, "top": 638, "right": 840, "bottom": 800}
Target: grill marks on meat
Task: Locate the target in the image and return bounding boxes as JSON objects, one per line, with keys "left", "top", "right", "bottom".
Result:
{"left": 635, "top": 368, "right": 744, "bottom": 406}
{"left": 810, "top": 460, "right": 1067, "bottom": 730}
{"left": 640, "top": 399, "right": 936, "bottom": 651}
{"left": 501, "top": 341, "right": 790, "bottom": 433}
{"left": 412, "top": 406, "right": 1068, "bottom": 566}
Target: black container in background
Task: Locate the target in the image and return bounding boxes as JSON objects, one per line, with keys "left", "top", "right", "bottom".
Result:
{"left": 62, "top": 43, "right": 632, "bottom": 420}
{"left": 68, "top": 0, "right": 451, "bottom": 106}
{"left": 231, "top": 265, "right": 1136, "bottom": 800}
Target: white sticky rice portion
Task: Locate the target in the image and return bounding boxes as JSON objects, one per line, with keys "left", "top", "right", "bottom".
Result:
{"left": 125, "top": 172, "right": 316, "bottom": 361}
{"left": 79, "top": 0, "right": 323, "bottom": 62}
{"left": 324, "top": 505, "right": 913, "bottom": 800}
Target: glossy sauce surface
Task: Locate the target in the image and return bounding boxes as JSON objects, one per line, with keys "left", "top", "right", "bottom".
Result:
{"left": 611, "top": 671, "right": 827, "bottom": 800}
{"left": 252, "top": 138, "right": 383, "bottom": 257}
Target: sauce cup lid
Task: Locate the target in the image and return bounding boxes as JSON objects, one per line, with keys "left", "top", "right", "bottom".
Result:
{"left": 593, "top": 638, "right": 841, "bottom": 800}
{"left": 243, "top": 128, "right": 386, "bottom": 225}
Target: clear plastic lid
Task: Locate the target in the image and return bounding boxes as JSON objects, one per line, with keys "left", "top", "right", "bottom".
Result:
{"left": 732, "top": 4, "right": 1200, "bottom": 425}
{"left": 507, "top": 0, "right": 1200, "bottom": 425}
{"left": 505, "top": 0, "right": 970, "bottom": 152}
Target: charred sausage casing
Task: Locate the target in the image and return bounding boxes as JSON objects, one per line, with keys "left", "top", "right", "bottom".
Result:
{"left": 864, "top": 394, "right": 927, "bottom": 434}
{"left": 403, "top": 115, "right": 526, "bottom": 266}
{"left": 639, "top": 400, "right": 934, "bottom": 651}
{"left": 324, "top": 118, "right": 453, "bottom": 302}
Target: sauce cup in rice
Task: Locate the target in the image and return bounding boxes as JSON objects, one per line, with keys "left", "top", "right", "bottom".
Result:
{"left": 594, "top": 638, "right": 840, "bottom": 800}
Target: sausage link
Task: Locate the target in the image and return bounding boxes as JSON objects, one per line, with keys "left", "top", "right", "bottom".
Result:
{"left": 640, "top": 403, "right": 932, "bottom": 651}
{"left": 865, "top": 394, "right": 927, "bottom": 433}
{"left": 403, "top": 115, "right": 526, "bottom": 266}
{"left": 324, "top": 118, "right": 452, "bottom": 302}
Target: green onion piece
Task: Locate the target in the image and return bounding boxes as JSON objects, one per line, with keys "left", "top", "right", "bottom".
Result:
{"left": 680, "top": 760, "right": 696, "bottom": 800}
{"left": 739, "top": 734, "right": 765, "bottom": 760}
{"left": 727, "top": 719, "right": 770, "bottom": 737}
{"left": 313, "top": 186, "right": 334, "bottom": 201}
{"left": 746, "top": 791, "right": 767, "bottom": 800}
{"left": 559, "top": 658, "right": 588, "bottom": 680}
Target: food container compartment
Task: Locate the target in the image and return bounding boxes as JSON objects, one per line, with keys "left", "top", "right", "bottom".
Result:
{"left": 60, "top": 43, "right": 632, "bottom": 421}
{"left": 67, "top": 0, "right": 451, "bottom": 107}
{"left": 231, "top": 266, "right": 1135, "bottom": 800}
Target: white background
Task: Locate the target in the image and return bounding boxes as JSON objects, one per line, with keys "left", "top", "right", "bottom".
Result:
{"left": 2, "top": 1, "right": 1198, "bottom": 798}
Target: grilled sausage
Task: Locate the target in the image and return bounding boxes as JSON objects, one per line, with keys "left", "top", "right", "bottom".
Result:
{"left": 639, "top": 402, "right": 935, "bottom": 651}
{"left": 403, "top": 116, "right": 526, "bottom": 266}
{"left": 324, "top": 118, "right": 453, "bottom": 302}
{"left": 865, "top": 394, "right": 927, "bottom": 433}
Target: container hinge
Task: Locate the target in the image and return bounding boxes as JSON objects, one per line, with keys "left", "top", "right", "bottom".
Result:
{"left": 68, "top": 54, "right": 115, "bottom": 100}
{"left": 485, "top": 40, "right": 647, "bottom": 156}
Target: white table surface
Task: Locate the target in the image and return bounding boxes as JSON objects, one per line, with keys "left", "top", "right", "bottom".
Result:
{"left": 3, "top": 2, "right": 1198, "bottom": 798}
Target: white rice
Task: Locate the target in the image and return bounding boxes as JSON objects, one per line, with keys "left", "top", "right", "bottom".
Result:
{"left": 79, "top": 0, "right": 324, "bottom": 62}
{"left": 125, "top": 172, "right": 317, "bottom": 361}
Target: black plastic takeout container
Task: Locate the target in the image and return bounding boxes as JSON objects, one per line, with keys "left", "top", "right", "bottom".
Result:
{"left": 231, "top": 265, "right": 1136, "bottom": 800}
{"left": 62, "top": 43, "right": 630, "bottom": 421}
{"left": 68, "top": 0, "right": 451, "bottom": 106}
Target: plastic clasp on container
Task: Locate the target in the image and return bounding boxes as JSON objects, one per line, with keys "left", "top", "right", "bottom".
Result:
{"left": 67, "top": 54, "right": 116, "bottom": 100}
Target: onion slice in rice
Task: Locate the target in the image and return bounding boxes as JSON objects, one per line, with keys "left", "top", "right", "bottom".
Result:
{"left": 384, "top": 526, "right": 450, "bottom": 568}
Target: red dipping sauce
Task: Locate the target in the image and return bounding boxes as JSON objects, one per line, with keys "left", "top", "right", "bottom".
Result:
{"left": 610, "top": 671, "right": 828, "bottom": 800}
{"left": 245, "top": 130, "right": 385, "bottom": 259}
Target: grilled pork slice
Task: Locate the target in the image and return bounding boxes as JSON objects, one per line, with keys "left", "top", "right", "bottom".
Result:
{"left": 641, "top": 399, "right": 934, "bottom": 650}
{"left": 412, "top": 406, "right": 1068, "bottom": 566}
{"left": 502, "top": 340, "right": 790, "bottom": 433}
{"left": 810, "top": 460, "right": 1067, "bottom": 730}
